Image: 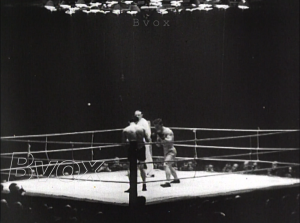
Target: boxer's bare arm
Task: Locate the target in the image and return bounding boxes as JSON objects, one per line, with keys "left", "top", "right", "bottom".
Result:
{"left": 122, "top": 131, "right": 127, "bottom": 143}
{"left": 144, "top": 129, "right": 150, "bottom": 143}
{"left": 163, "top": 130, "right": 174, "bottom": 142}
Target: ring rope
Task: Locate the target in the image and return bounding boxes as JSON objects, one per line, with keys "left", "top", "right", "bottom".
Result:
{"left": 0, "top": 157, "right": 128, "bottom": 172}
{"left": 152, "top": 155, "right": 300, "bottom": 166}
{"left": 2, "top": 164, "right": 298, "bottom": 185}
{"left": 1, "top": 128, "right": 298, "bottom": 140}
{"left": 0, "top": 138, "right": 119, "bottom": 145}
{"left": 0, "top": 144, "right": 122, "bottom": 156}
{"left": 202, "top": 150, "right": 288, "bottom": 159}
{"left": 0, "top": 128, "right": 124, "bottom": 139}
{"left": 0, "top": 148, "right": 292, "bottom": 168}
{"left": 0, "top": 155, "right": 128, "bottom": 163}
{"left": 0, "top": 143, "right": 297, "bottom": 158}
{"left": 170, "top": 127, "right": 299, "bottom": 132}
{"left": 0, "top": 171, "right": 130, "bottom": 184}
{"left": 0, "top": 130, "right": 293, "bottom": 147}
{"left": 136, "top": 164, "right": 300, "bottom": 185}
{"left": 174, "top": 144, "right": 299, "bottom": 151}
{"left": 0, "top": 148, "right": 293, "bottom": 173}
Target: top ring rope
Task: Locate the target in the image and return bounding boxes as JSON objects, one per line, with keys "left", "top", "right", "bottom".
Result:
{"left": 0, "top": 132, "right": 298, "bottom": 157}
{"left": 170, "top": 127, "right": 299, "bottom": 132}
{"left": 0, "top": 144, "right": 121, "bottom": 156}
{"left": 1, "top": 127, "right": 298, "bottom": 140}
{"left": 1, "top": 130, "right": 294, "bottom": 146}
{"left": 0, "top": 128, "right": 124, "bottom": 139}
{"left": 0, "top": 138, "right": 120, "bottom": 146}
{"left": 170, "top": 130, "right": 296, "bottom": 144}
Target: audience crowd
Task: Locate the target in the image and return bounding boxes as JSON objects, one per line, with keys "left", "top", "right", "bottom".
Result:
{"left": 1, "top": 180, "right": 299, "bottom": 223}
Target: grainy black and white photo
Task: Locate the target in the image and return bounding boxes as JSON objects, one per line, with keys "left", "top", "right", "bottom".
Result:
{"left": 1, "top": 0, "right": 299, "bottom": 222}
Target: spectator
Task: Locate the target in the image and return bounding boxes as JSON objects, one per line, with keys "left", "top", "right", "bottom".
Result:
{"left": 10, "top": 201, "right": 24, "bottom": 223}
{"left": 268, "top": 161, "right": 280, "bottom": 176}
{"left": 8, "top": 183, "right": 26, "bottom": 204}
{"left": 242, "top": 161, "right": 252, "bottom": 173}
{"left": 55, "top": 204, "right": 78, "bottom": 222}
{"left": 1, "top": 199, "right": 9, "bottom": 222}
{"left": 91, "top": 211, "right": 105, "bottom": 223}
{"left": 46, "top": 206, "right": 56, "bottom": 223}
{"left": 187, "top": 162, "right": 194, "bottom": 171}
{"left": 207, "top": 164, "right": 214, "bottom": 172}
{"left": 97, "top": 163, "right": 111, "bottom": 172}
{"left": 180, "top": 162, "right": 189, "bottom": 171}
{"left": 110, "top": 157, "right": 123, "bottom": 171}
{"left": 205, "top": 165, "right": 209, "bottom": 171}
{"left": 284, "top": 167, "right": 294, "bottom": 178}
{"left": 122, "top": 162, "right": 129, "bottom": 170}
{"left": 9, "top": 183, "right": 26, "bottom": 196}
{"left": 222, "top": 163, "right": 232, "bottom": 172}
{"left": 231, "top": 163, "right": 239, "bottom": 172}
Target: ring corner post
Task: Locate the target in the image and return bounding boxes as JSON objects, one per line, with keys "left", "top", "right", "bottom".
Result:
{"left": 129, "top": 141, "right": 138, "bottom": 222}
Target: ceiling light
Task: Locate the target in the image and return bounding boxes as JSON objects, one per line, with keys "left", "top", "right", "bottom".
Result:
{"left": 238, "top": 0, "right": 249, "bottom": 9}
{"left": 45, "top": 0, "right": 57, "bottom": 11}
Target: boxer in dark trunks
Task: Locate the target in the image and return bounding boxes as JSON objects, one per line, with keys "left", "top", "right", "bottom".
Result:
{"left": 123, "top": 116, "right": 150, "bottom": 192}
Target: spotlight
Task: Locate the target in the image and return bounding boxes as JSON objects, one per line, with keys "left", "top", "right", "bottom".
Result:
{"left": 99, "top": 10, "right": 110, "bottom": 14}
{"left": 238, "top": 0, "right": 249, "bottom": 9}
{"left": 150, "top": 0, "right": 162, "bottom": 7}
{"left": 90, "top": 7, "right": 101, "bottom": 13}
{"left": 171, "top": 1, "right": 181, "bottom": 7}
{"left": 112, "top": 4, "right": 121, "bottom": 15}
{"left": 106, "top": 0, "right": 118, "bottom": 7}
{"left": 60, "top": 0, "right": 71, "bottom": 9}
{"left": 65, "top": 7, "right": 78, "bottom": 15}
{"left": 214, "top": 0, "right": 229, "bottom": 9}
{"left": 128, "top": 3, "right": 140, "bottom": 14}
{"left": 45, "top": 0, "right": 57, "bottom": 11}
{"left": 82, "top": 9, "right": 92, "bottom": 13}
{"left": 75, "top": 0, "right": 88, "bottom": 8}
{"left": 90, "top": 0, "right": 102, "bottom": 7}
{"left": 157, "top": 8, "right": 168, "bottom": 14}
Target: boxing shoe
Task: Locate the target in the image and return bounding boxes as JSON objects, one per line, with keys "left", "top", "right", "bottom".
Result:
{"left": 170, "top": 179, "right": 180, "bottom": 184}
{"left": 124, "top": 188, "right": 131, "bottom": 193}
{"left": 142, "top": 184, "right": 147, "bottom": 191}
{"left": 147, "top": 174, "right": 155, "bottom": 178}
{"left": 160, "top": 182, "right": 171, "bottom": 188}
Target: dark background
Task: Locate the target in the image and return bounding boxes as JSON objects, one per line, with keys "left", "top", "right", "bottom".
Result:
{"left": 1, "top": 1, "right": 299, "bottom": 164}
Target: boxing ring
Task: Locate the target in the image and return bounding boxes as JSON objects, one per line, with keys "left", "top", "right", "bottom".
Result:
{"left": 1, "top": 127, "right": 299, "bottom": 206}
{"left": 1, "top": 170, "right": 299, "bottom": 205}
